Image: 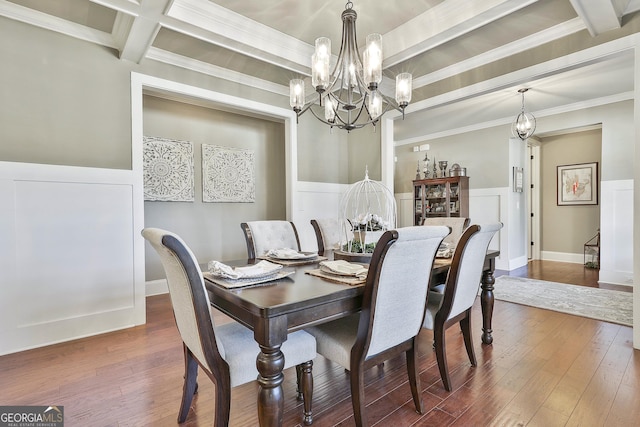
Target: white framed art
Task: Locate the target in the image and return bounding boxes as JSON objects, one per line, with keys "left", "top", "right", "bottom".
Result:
{"left": 202, "top": 144, "right": 255, "bottom": 203}
{"left": 143, "top": 136, "right": 194, "bottom": 202}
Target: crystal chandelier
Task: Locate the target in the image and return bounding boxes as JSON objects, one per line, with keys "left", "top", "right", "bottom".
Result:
{"left": 512, "top": 88, "right": 536, "bottom": 140}
{"left": 289, "top": 1, "right": 412, "bottom": 132}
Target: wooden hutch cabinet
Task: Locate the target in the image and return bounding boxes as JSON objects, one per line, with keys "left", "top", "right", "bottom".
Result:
{"left": 413, "top": 176, "right": 469, "bottom": 225}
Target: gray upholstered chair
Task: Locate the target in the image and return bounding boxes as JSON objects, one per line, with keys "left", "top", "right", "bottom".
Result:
{"left": 422, "top": 222, "right": 502, "bottom": 391}
{"left": 422, "top": 217, "right": 470, "bottom": 247}
{"left": 241, "top": 220, "right": 301, "bottom": 259}
{"left": 310, "top": 218, "right": 352, "bottom": 255}
{"left": 306, "top": 225, "right": 449, "bottom": 427}
{"left": 142, "top": 228, "right": 316, "bottom": 425}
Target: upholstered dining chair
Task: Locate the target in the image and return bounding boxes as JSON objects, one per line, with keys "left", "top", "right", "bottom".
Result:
{"left": 241, "top": 220, "right": 301, "bottom": 259}
{"left": 422, "top": 222, "right": 502, "bottom": 392}
{"left": 422, "top": 217, "right": 470, "bottom": 247}
{"left": 142, "top": 228, "right": 316, "bottom": 425}
{"left": 306, "top": 225, "right": 450, "bottom": 427}
{"left": 310, "top": 218, "right": 352, "bottom": 255}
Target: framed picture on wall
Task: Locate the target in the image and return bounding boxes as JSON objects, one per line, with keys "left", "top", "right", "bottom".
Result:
{"left": 513, "top": 166, "right": 524, "bottom": 192}
{"left": 557, "top": 162, "right": 598, "bottom": 206}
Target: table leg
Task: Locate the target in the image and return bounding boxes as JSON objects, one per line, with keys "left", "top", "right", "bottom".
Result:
{"left": 256, "top": 345, "right": 285, "bottom": 427}
{"left": 480, "top": 268, "right": 495, "bottom": 345}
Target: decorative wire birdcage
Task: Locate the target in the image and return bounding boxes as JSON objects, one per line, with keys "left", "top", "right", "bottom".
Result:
{"left": 338, "top": 167, "right": 397, "bottom": 254}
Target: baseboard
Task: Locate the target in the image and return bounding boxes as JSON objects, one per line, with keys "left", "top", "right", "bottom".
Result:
{"left": 146, "top": 279, "right": 168, "bottom": 296}
{"left": 540, "top": 251, "right": 583, "bottom": 264}
{"left": 598, "top": 269, "right": 634, "bottom": 288}
{"left": 507, "top": 255, "right": 528, "bottom": 271}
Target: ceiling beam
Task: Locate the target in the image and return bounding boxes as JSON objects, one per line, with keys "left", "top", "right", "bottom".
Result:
{"left": 569, "top": 0, "right": 626, "bottom": 36}
{"left": 119, "top": 0, "right": 173, "bottom": 63}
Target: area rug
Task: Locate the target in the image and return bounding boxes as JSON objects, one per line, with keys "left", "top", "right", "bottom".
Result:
{"left": 493, "top": 276, "right": 633, "bottom": 327}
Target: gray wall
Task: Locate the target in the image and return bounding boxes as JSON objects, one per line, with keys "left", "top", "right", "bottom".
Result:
{"left": 0, "top": 15, "right": 350, "bottom": 184}
{"left": 394, "top": 125, "right": 510, "bottom": 194}
{"left": 0, "top": 16, "right": 132, "bottom": 169}
{"left": 540, "top": 129, "right": 602, "bottom": 254}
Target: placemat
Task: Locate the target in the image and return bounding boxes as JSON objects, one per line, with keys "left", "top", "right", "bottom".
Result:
{"left": 203, "top": 270, "right": 294, "bottom": 289}
{"left": 434, "top": 258, "right": 452, "bottom": 268}
{"left": 259, "top": 255, "right": 327, "bottom": 266}
{"left": 305, "top": 269, "right": 366, "bottom": 286}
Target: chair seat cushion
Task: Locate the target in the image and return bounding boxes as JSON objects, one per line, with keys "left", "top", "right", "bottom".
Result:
{"left": 306, "top": 314, "right": 359, "bottom": 370}
{"left": 217, "top": 322, "right": 316, "bottom": 387}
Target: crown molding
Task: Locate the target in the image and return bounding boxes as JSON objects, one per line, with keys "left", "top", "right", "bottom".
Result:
{"left": 89, "top": 0, "right": 142, "bottom": 16}
{"left": 0, "top": 0, "right": 117, "bottom": 48}
{"left": 146, "top": 47, "right": 289, "bottom": 98}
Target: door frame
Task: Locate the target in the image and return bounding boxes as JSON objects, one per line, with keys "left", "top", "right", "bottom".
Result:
{"left": 528, "top": 141, "right": 541, "bottom": 260}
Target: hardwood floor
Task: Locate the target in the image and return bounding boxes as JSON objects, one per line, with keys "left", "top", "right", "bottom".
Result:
{"left": 0, "top": 261, "right": 637, "bottom": 426}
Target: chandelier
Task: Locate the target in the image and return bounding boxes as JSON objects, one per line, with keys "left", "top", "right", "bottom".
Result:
{"left": 289, "top": 1, "right": 412, "bottom": 132}
{"left": 512, "top": 88, "right": 536, "bottom": 140}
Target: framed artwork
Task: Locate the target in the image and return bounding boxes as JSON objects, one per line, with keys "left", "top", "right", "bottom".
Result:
{"left": 513, "top": 166, "right": 524, "bottom": 193}
{"left": 143, "top": 136, "right": 194, "bottom": 202}
{"left": 557, "top": 162, "right": 598, "bottom": 206}
{"left": 202, "top": 144, "right": 255, "bottom": 203}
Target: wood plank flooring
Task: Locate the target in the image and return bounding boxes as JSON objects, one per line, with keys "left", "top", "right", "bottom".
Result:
{"left": 0, "top": 261, "right": 636, "bottom": 426}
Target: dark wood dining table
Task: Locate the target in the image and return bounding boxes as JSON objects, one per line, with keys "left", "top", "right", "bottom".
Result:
{"left": 203, "top": 249, "right": 499, "bottom": 427}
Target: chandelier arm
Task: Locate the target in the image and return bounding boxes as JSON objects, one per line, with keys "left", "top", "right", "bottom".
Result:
{"left": 377, "top": 91, "right": 407, "bottom": 114}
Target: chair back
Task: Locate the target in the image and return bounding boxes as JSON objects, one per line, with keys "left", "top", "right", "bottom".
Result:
{"left": 142, "top": 228, "right": 224, "bottom": 376}
{"left": 310, "top": 218, "right": 352, "bottom": 255}
{"left": 241, "top": 221, "right": 301, "bottom": 259}
{"left": 356, "top": 225, "right": 449, "bottom": 359}
{"left": 439, "top": 223, "right": 502, "bottom": 322}
{"left": 422, "top": 217, "right": 470, "bottom": 247}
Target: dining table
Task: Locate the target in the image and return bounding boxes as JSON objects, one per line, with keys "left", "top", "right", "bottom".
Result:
{"left": 202, "top": 249, "right": 499, "bottom": 427}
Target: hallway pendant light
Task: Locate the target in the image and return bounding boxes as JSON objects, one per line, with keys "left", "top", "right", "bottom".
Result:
{"left": 512, "top": 88, "right": 536, "bottom": 140}
{"left": 289, "top": 1, "right": 412, "bottom": 132}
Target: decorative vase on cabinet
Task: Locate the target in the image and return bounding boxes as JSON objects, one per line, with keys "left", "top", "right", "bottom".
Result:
{"left": 413, "top": 176, "right": 469, "bottom": 225}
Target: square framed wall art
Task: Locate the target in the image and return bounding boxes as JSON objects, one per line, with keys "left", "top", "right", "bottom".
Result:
{"left": 143, "top": 136, "right": 194, "bottom": 202}
{"left": 557, "top": 162, "right": 598, "bottom": 206}
{"left": 202, "top": 144, "right": 255, "bottom": 203}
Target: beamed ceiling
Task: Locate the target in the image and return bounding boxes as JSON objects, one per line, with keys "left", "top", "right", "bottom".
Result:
{"left": 3, "top": 0, "right": 640, "bottom": 141}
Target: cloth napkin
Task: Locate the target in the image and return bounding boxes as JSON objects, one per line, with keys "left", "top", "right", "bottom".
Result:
{"left": 319, "top": 260, "right": 368, "bottom": 279}
{"left": 266, "top": 248, "right": 313, "bottom": 259}
{"left": 208, "top": 260, "right": 282, "bottom": 280}
{"left": 436, "top": 242, "right": 454, "bottom": 258}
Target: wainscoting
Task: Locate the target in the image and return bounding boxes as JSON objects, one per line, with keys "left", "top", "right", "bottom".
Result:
{"left": 0, "top": 161, "right": 145, "bottom": 355}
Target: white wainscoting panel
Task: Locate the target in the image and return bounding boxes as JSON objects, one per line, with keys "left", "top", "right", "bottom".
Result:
{"left": 0, "top": 162, "right": 145, "bottom": 355}
{"left": 600, "top": 179, "right": 633, "bottom": 286}
{"left": 395, "top": 192, "right": 414, "bottom": 228}
{"left": 469, "top": 188, "right": 509, "bottom": 270}
{"left": 292, "top": 181, "right": 350, "bottom": 252}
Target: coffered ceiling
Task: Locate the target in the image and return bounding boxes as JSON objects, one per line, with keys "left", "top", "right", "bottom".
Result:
{"left": 3, "top": 0, "right": 639, "bottom": 140}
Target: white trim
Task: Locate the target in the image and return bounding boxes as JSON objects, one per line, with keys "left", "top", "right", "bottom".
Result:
{"left": 166, "top": 0, "right": 312, "bottom": 74}
{"left": 146, "top": 48, "right": 289, "bottom": 97}
{"left": 130, "top": 70, "right": 300, "bottom": 226}
{"left": 0, "top": 1, "right": 117, "bottom": 48}
{"left": 541, "top": 251, "right": 584, "bottom": 264}
{"left": 146, "top": 279, "right": 168, "bottom": 296}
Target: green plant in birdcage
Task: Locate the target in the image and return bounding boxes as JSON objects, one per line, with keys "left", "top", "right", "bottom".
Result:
{"left": 338, "top": 167, "right": 397, "bottom": 254}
